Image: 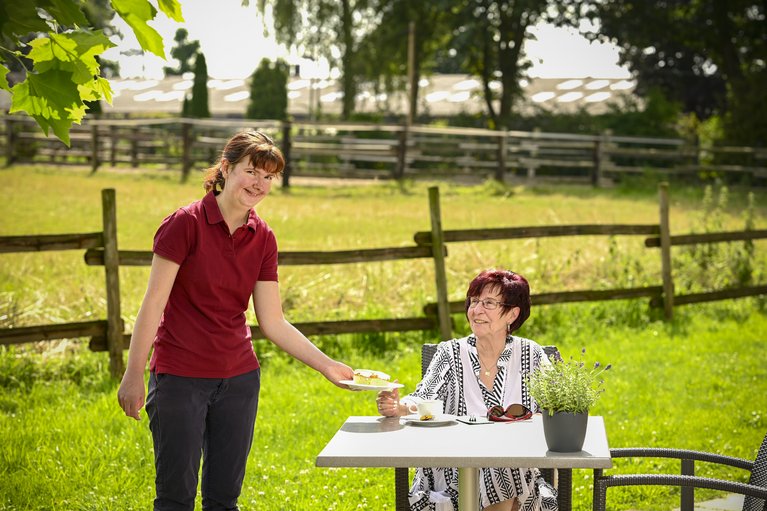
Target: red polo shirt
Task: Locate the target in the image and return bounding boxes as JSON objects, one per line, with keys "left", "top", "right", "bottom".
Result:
{"left": 149, "top": 191, "right": 278, "bottom": 378}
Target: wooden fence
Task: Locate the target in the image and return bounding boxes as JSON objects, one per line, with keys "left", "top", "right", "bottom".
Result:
{"left": 1, "top": 184, "right": 766, "bottom": 378}
{"left": 3, "top": 116, "right": 766, "bottom": 186}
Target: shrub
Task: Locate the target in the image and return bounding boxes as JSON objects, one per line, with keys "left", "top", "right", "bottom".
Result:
{"left": 246, "top": 59, "right": 289, "bottom": 120}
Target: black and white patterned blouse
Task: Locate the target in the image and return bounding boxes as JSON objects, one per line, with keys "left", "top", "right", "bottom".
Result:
{"left": 401, "top": 334, "right": 559, "bottom": 511}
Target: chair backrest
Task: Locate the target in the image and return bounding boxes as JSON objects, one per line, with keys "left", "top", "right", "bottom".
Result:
{"left": 421, "top": 343, "right": 438, "bottom": 377}
{"left": 744, "top": 431, "right": 767, "bottom": 511}
{"left": 543, "top": 345, "right": 562, "bottom": 362}
{"left": 420, "top": 343, "right": 561, "bottom": 377}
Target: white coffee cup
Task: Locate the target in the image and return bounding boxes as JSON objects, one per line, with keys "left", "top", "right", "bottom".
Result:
{"left": 415, "top": 399, "right": 443, "bottom": 418}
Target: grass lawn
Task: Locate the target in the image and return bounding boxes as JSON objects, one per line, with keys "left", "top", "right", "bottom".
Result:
{"left": 1, "top": 304, "right": 765, "bottom": 511}
{"left": 1, "top": 165, "right": 766, "bottom": 510}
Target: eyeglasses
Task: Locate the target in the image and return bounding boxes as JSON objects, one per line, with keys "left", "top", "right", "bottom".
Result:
{"left": 487, "top": 403, "right": 532, "bottom": 422}
{"left": 468, "top": 297, "right": 510, "bottom": 310}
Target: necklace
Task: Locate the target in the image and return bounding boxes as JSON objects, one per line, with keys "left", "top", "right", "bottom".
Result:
{"left": 479, "top": 358, "right": 495, "bottom": 377}
{"left": 477, "top": 347, "right": 503, "bottom": 377}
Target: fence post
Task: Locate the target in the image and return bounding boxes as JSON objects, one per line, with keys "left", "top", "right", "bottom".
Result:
{"left": 526, "top": 128, "right": 540, "bottom": 181}
{"left": 109, "top": 124, "right": 117, "bottom": 167}
{"left": 281, "top": 120, "right": 292, "bottom": 189}
{"left": 90, "top": 123, "right": 100, "bottom": 173}
{"left": 428, "top": 186, "right": 452, "bottom": 340}
{"left": 592, "top": 130, "right": 612, "bottom": 187}
{"left": 130, "top": 127, "right": 139, "bottom": 168}
{"left": 5, "top": 118, "right": 15, "bottom": 166}
{"left": 592, "top": 135, "right": 603, "bottom": 187}
{"left": 394, "top": 125, "right": 408, "bottom": 180}
{"left": 495, "top": 126, "right": 507, "bottom": 183}
{"left": 181, "top": 121, "right": 192, "bottom": 182}
{"left": 659, "top": 182, "right": 674, "bottom": 320}
{"left": 102, "top": 189, "right": 125, "bottom": 378}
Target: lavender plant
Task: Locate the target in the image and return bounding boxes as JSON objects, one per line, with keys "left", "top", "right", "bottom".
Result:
{"left": 527, "top": 349, "right": 611, "bottom": 415}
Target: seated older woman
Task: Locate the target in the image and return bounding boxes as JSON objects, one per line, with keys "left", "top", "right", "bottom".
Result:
{"left": 376, "top": 269, "right": 558, "bottom": 511}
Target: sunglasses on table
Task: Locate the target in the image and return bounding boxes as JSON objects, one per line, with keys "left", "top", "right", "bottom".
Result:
{"left": 487, "top": 403, "right": 533, "bottom": 422}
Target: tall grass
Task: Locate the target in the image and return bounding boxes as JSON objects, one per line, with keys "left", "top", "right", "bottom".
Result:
{"left": 1, "top": 165, "right": 766, "bottom": 510}
{"left": 2, "top": 166, "right": 765, "bottom": 336}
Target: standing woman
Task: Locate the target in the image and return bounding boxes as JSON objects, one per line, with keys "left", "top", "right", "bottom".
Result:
{"left": 118, "top": 130, "right": 353, "bottom": 511}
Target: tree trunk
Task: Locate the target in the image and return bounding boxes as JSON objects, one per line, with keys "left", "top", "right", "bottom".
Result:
{"left": 497, "top": 5, "right": 528, "bottom": 129}
{"left": 341, "top": 0, "right": 356, "bottom": 119}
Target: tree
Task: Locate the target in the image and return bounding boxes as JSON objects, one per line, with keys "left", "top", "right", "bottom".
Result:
{"left": 258, "top": 0, "right": 375, "bottom": 120}
{"left": 246, "top": 58, "right": 289, "bottom": 120}
{"left": 163, "top": 28, "right": 200, "bottom": 76}
{"left": 563, "top": 0, "right": 766, "bottom": 146}
{"left": 0, "top": 0, "right": 183, "bottom": 145}
{"left": 446, "top": 0, "right": 551, "bottom": 130}
{"left": 357, "top": 0, "right": 454, "bottom": 122}
{"left": 188, "top": 52, "right": 210, "bottom": 118}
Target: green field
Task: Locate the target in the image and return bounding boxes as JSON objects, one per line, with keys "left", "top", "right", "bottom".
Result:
{"left": 1, "top": 165, "right": 766, "bottom": 510}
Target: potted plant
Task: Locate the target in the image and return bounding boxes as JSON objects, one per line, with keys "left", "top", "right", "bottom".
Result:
{"left": 527, "top": 349, "right": 611, "bottom": 452}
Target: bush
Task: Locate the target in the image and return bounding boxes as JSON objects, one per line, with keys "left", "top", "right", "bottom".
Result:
{"left": 674, "top": 185, "right": 760, "bottom": 292}
{"left": 246, "top": 59, "right": 289, "bottom": 121}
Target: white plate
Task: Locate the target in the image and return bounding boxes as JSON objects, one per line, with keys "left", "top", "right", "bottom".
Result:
{"left": 340, "top": 380, "right": 404, "bottom": 391}
{"left": 402, "top": 414, "right": 457, "bottom": 426}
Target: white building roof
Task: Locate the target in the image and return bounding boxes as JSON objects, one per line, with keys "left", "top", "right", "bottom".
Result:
{"left": 1, "top": 74, "right": 637, "bottom": 118}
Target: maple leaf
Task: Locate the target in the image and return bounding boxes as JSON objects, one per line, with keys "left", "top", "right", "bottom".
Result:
{"left": 111, "top": 0, "right": 166, "bottom": 58}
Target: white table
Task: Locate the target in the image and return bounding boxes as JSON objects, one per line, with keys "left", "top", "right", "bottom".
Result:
{"left": 316, "top": 414, "right": 612, "bottom": 511}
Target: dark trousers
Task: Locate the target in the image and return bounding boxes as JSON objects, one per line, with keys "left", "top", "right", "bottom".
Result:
{"left": 146, "top": 369, "right": 260, "bottom": 511}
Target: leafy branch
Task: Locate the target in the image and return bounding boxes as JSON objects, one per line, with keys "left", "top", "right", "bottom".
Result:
{"left": 0, "top": 0, "right": 184, "bottom": 146}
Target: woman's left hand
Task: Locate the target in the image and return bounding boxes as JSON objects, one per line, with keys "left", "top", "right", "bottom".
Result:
{"left": 321, "top": 360, "right": 355, "bottom": 389}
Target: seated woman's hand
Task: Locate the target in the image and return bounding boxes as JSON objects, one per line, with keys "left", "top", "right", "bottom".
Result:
{"left": 376, "top": 383, "right": 403, "bottom": 417}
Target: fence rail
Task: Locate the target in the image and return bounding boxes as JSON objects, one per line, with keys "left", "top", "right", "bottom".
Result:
{"left": 0, "top": 233, "right": 103, "bottom": 253}
{"left": 1, "top": 183, "right": 765, "bottom": 378}
{"left": 3, "top": 116, "right": 766, "bottom": 185}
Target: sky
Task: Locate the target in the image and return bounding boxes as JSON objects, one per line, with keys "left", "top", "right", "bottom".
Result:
{"left": 102, "top": 0, "right": 631, "bottom": 81}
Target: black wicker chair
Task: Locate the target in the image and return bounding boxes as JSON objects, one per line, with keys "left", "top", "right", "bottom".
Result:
{"left": 393, "top": 343, "right": 561, "bottom": 511}
{"left": 593, "top": 431, "right": 767, "bottom": 511}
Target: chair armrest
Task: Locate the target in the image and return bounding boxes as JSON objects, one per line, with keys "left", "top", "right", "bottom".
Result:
{"left": 593, "top": 474, "right": 767, "bottom": 511}
{"left": 610, "top": 448, "right": 754, "bottom": 471}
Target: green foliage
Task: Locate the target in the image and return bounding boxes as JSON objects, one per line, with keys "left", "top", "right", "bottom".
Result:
{"left": 446, "top": 0, "right": 547, "bottom": 129}
{"left": 188, "top": 52, "right": 209, "bottom": 118}
{"left": 674, "top": 185, "right": 761, "bottom": 293}
{"left": 355, "top": 1, "right": 454, "bottom": 121}
{"left": 570, "top": 0, "right": 766, "bottom": 146}
{"left": 163, "top": 28, "right": 200, "bottom": 76}
{"left": 722, "top": 70, "right": 767, "bottom": 147}
{"left": 246, "top": 58, "right": 289, "bottom": 120}
{"left": 527, "top": 349, "right": 611, "bottom": 414}
{"left": 0, "top": 345, "right": 110, "bottom": 392}
{"left": 0, "top": 0, "right": 182, "bottom": 145}
{"left": 261, "top": 0, "right": 373, "bottom": 119}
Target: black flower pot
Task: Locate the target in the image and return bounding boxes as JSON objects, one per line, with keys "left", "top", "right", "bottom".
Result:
{"left": 541, "top": 410, "right": 588, "bottom": 452}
